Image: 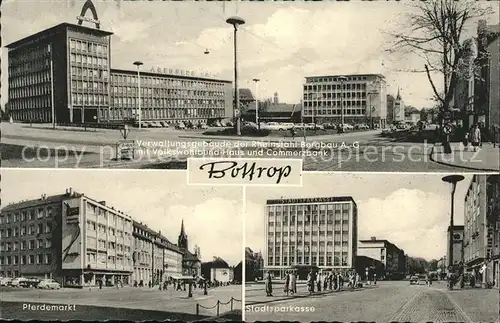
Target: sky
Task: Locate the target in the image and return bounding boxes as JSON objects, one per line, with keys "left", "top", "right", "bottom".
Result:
{"left": 1, "top": 169, "right": 243, "bottom": 266}
{"left": 2, "top": 0, "right": 498, "bottom": 110}
{"left": 245, "top": 173, "right": 474, "bottom": 261}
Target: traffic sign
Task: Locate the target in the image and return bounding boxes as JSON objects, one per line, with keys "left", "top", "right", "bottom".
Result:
{"left": 443, "top": 124, "right": 453, "bottom": 135}
{"left": 234, "top": 109, "right": 240, "bottom": 117}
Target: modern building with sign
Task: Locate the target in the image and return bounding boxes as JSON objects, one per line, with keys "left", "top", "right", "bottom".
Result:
{"left": 5, "top": 1, "right": 233, "bottom": 125}
{"left": 0, "top": 188, "right": 134, "bottom": 287}
{"left": 357, "top": 238, "right": 407, "bottom": 279}
{"left": 446, "top": 225, "right": 464, "bottom": 269}
{"left": 302, "top": 74, "right": 387, "bottom": 128}
{"left": 463, "top": 175, "right": 500, "bottom": 288}
{"left": 264, "top": 197, "right": 358, "bottom": 279}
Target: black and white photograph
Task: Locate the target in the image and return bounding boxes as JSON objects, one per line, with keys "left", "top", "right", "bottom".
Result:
{"left": 1, "top": 0, "right": 499, "bottom": 172}
{"left": 0, "top": 170, "right": 243, "bottom": 321}
{"left": 244, "top": 172, "right": 500, "bottom": 322}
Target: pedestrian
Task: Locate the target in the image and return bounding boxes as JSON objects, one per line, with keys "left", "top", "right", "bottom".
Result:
{"left": 373, "top": 272, "right": 377, "bottom": 285}
{"left": 98, "top": 279, "right": 103, "bottom": 290}
{"left": 317, "top": 273, "right": 322, "bottom": 292}
{"left": 462, "top": 131, "right": 469, "bottom": 151}
{"left": 291, "top": 126, "right": 296, "bottom": 139}
{"left": 290, "top": 270, "right": 297, "bottom": 294}
{"left": 307, "top": 272, "right": 313, "bottom": 294}
{"left": 284, "top": 271, "right": 290, "bottom": 296}
{"left": 470, "top": 124, "right": 481, "bottom": 152}
{"left": 265, "top": 271, "right": 273, "bottom": 297}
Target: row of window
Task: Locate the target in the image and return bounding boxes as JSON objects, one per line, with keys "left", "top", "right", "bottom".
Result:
{"left": 303, "top": 101, "right": 370, "bottom": 108}
{"left": 269, "top": 212, "right": 350, "bottom": 221}
{"left": 69, "top": 39, "right": 109, "bottom": 56}
{"left": 304, "top": 83, "right": 370, "bottom": 91}
{"left": 268, "top": 227, "right": 350, "bottom": 234}
{"left": 268, "top": 253, "right": 350, "bottom": 266}
{"left": 111, "top": 74, "right": 226, "bottom": 90}
{"left": 268, "top": 204, "right": 350, "bottom": 212}
{"left": 9, "top": 85, "right": 51, "bottom": 101}
{"left": 71, "top": 66, "right": 109, "bottom": 79}
{"left": 71, "top": 93, "right": 108, "bottom": 106}
{"left": 86, "top": 204, "right": 132, "bottom": 227}
{"left": 70, "top": 53, "right": 109, "bottom": 67}
{"left": 0, "top": 208, "right": 53, "bottom": 224}
{"left": 86, "top": 220, "right": 131, "bottom": 239}
{"left": 10, "top": 110, "right": 51, "bottom": 122}
{"left": 269, "top": 245, "right": 351, "bottom": 254}
{"left": 0, "top": 254, "right": 52, "bottom": 266}
{"left": 109, "top": 97, "right": 226, "bottom": 109}
{"left": 0, "top": 223, "right": 52, "bottom": 239}
{"left": 111, "top": 86, "right": 225, "bottom": 99}
{"left": 85, "top": 252, "right": 131, "bottom": 266}
{"left": 0, "top": 239, "right": 52, "bottom": 252}
{"left": 9, "top": 71, "right": 51, "bottom": 88}
{"left": 304, "top": 93, "right": 371, "bottom": 101}
{"left": 303, "top": 109, "right": 367, "bottom": 116}
{"left": 9, "top": 59, "right": 51, "bottom": 77}
{"left": 86, "top": 237, "right": 132, "bottom": 254}
{"left": 306, "top": 76, "right": 372, "bottom": 83}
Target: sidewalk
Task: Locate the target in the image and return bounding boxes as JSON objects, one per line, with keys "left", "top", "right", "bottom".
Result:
{"left": 245, "top": 284, "right": 378, "bottom": 305}
{"left": 430, "top": 142, "right": 499, "bottom": 171}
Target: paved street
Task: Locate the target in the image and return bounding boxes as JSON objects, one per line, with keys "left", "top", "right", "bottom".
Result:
{"left": 244, "top": 281, "right": 499, "bottom": 322}
{"left": 0, "top": 284, "right": 242, "bottom": 320}
{"left": 1, "top": 122, "right": 495, "bottom": 171}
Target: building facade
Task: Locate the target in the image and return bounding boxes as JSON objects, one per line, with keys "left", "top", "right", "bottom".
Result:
{"left": 6, "top": 21, "right": 232, "bottom": 124}
{"left": 463, "top": 175, "right": 500, "bottom": 287}
{"left": 302, "top": 74, "right": 387, "bottom": 128}
{"left": 264, "top": 197, "right": 358, "bottom": 279}
{"left": 0, "top": 188, "right": 134, "bottom": 287}
{"left": 357, "top": 238, "right": 406, "bottom": 279}
{"left": 453, "top": 38, "right": 477, "bottom": 129}
{"left": 446, "top": 225, "right": 464, "bottom": 269}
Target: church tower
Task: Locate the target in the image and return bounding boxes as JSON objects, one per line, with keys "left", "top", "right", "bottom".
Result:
{"left": 393, "top": 87, "right": 405, "bottom": 122}
{"left": 178, "top": 219, "right": 188, "bottom": 250}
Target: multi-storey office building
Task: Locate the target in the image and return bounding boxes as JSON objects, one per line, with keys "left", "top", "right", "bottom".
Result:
{"left": 0, "top": 188, "right": 134, "bottom": 287}
{"left": 464, "top": 175, "right": 500, "bottom": 287}
{"left": 109, "top": 69, "right": 232, "bottom": 124}
{"left": 6, "top": 23, "right": 113, "bottom": 123}
{"left": 302, "top": 74, "right": 387, "bottom": 128}
{"left": 358, "top": 238, "right": 406, "bottom": 279}
{"left": 6, "top": 23, "right": 233, "bottom": 124}
{"left": 264, "top": 197, "right": 358, "bottom": 279}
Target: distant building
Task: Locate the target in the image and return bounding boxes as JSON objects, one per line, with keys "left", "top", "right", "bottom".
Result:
{"left": 273, "top": 92, "right": 279, "bottom": 104}
{"left": 245, "top": 247, "right": 264, "bottom": 282}
{"left": 177, "top": 220, "right": 201, "bottom": 277}
{"left": 264, "top": 196, "right": 358, "bottom": 279}
{"left": 386, "top": 94, "right": 395, "bottom": 124}
{"left": 446, "top": 225, "right": 464, "bottom": 270}
{"left": 392, "top": 88, "right": 405, "bottom": 123}
{"left": 357, "top": 237, "right": 406, "bottom": 279}
{"left": 302, "top": 74, "right": 388, "bottom": 128}
{"left": 201, "top": 257, "right": 233, "bottom": 283}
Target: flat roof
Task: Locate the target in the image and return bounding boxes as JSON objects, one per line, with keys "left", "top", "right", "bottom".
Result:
{"left": 111, "top": 68, "right": 232, "bottom": 84}
{"left": 266, "top": 196, "right": 355, "bottom": 205}
{"left": 305, "top": 74, "right": 386, "bottom": 80}
{"left": 6, "top": 22, "right": 113, "bottom": 49}
{"left": 1, "top": 194, "right": 70, "bottom": 212}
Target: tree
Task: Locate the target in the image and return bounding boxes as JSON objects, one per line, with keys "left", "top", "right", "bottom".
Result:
{"left": 387, "top": 0, "right": 493, "bottom": 115}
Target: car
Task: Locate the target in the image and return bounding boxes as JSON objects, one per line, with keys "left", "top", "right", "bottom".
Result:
{"left": 210, "top": 121, "right": 223, "bottom": 127}
{"left": 159, "top": 121, "right": 169, "bottom": 128}
{"left": 409, "top": 275, "right": 420, "bottom": 285}
{"left": 261, "top": 122, "right": 286, "bottom": 131}
{"left": 293, "top": 123, "right": 307, "bottom": 129}
{"left": 10, "top": 277, "right": 27, "bottom": 287}
{"left": 0, "top": 277, "right": 12, "bottom": 286}
{"left": 19, "top": 277, "right": 40, "bottom": 288}
{"left": 151, "top": 121, "right": 162, "bottom": 128}
{"left": 175, "top": 122, "right": 186, "bottom": 130}
{"left": 37, "top": 279, "right": 61, "bottom": 289}
{"left": 280, "top": 123, "right": 295, "bottom": 130}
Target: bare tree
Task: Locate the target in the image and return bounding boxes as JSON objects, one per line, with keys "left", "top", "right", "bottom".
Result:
{"left": 386, "top": 0, "right": 492, "bottom": 113}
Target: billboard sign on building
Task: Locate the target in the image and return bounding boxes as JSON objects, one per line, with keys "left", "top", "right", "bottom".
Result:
{"left": 61, "top": 198, "right": 83, "bottom": 269}
{"left": 76, "top": 0, "right": 101, "bottom": 29}
{"left": 150, "top": 67, "right": 214, "bottom": 78}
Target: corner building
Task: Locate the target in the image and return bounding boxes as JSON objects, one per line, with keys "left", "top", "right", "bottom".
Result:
{"left": 6, "top": 23, "right": 233, "bottom": 124}
{"left": 264, "top": 197, "right": 358, "bottom": 278}
{"left": 0, "top": 188, "right": 134, "bottom": 287}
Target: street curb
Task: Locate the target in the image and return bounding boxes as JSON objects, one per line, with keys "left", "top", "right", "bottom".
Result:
{"left": 429, "top": 144, "right": 499, "bottom": 172}
{"left": 246, "top": 286, "right": 378, "bottom": 306}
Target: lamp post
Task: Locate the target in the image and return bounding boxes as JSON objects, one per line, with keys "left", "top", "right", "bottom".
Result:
{"left": 133, "top": 61, "right": 143, "bottom": 129}
{"left": 226, "top": 16, "right": 245, "bottom": 136}
{"left": 253, "top": 78, "right": 260, "bottom": 129}
{"left": 442, "top": 174, "right": 465, "bottom": 290}
{"left": 338, "top": 76, "right": 348, "bottom": 126}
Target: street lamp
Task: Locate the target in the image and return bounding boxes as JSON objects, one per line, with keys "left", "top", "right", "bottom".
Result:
{"left": 226, "top": 16, "right": 245, "bottom": 136}
{"left": 253, "top": 78, "right": 260, "bottom": 129}
{"left": 338, "top": 76, "right": 348, "bottom": 126}
{"left": 442, "top": 174, "right": 465, "bottom": 290}
{"left": 133, "top": 61, "right": 143, "bottom": 129}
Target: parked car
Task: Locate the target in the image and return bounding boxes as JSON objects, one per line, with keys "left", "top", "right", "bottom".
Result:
{"left": 356, "top": 124, "right": 370, "bottom": 130}
{"left": 280, "top": 123, "right": 295, "bottom": 130}
{"left": 0, "top": 277, "right": 12, "bottom": 286}
{"left": 293, "top": 123, "right": 307, "bottom": 129}
{"left": 159, "top": 121, "right": 169, "bottom": 128}
{"left": 19, "top": 277, "right": 40, "bottom": 288}
{"left": 151, "top": 121, "right": 163, "bottom": 128}
{"left": 261, "top": 122, "right": 286, "bottom": 131}
{"left": 37, "top": 279, "right": 61, "bottom": 289}
{"left": 222, "top": 120, "right": 234, "bottom": 127}
{"left": 197, "top": 122, "right": 208, "bottom": 129}
{"left": 322, "top": 122, "right": 336, "bottom": 129}
{"left": 10, "top": 277, "right": 26, "bottom": 287}
{"left": 175, "top": 122, "right": 186, "bottom": 130}
{"left": 409, "top": 275, "right": 420, "bottom": 285}
{"left": 210, "top": 121, "right": 223, "bottom": 127}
